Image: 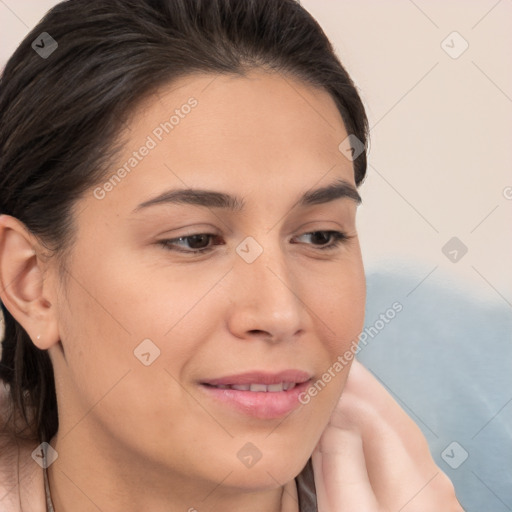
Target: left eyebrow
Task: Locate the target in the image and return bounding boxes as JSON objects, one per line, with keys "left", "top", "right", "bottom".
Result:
{"left": 131, "top": 178, "right": 361, "bottom": 214}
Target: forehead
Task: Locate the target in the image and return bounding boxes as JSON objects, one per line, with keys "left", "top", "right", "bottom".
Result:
{"left": 88, "top": 69, "right": 356, "bottom": 216}
{"left": 133, "top": 68, "right": 346, "bottom": 129}
{"left": 128, "top": 69, "right": 349, "bottom": 160}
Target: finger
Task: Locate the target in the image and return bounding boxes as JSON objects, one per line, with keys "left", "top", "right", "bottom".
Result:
{"left": 312, "top": 425, "right": 380, "bottom": 512}
{"left": 332, "top": 361, "right": 461, "bottom": 510}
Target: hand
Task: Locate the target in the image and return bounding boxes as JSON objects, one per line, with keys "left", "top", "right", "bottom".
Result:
{"left": 311, "top": 359, "right": 465, "bottom": 511}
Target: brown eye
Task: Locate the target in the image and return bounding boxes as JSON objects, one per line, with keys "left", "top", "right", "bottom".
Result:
{"left": 158, "top": 234, "right": 222, "bottom": 254}
{"left": 292, "top": 231, "right": 350, "bottom": 250}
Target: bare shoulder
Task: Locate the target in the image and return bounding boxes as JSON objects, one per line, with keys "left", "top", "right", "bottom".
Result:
{"left": 0, "top": 384, "right": 46, "bottom": 512}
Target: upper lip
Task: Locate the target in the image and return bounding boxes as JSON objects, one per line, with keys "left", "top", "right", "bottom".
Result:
{"left": 201, "top": 370, "right": 312, "bottom": 386}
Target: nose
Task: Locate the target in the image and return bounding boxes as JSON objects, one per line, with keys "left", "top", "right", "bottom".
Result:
{"left": 225, "top": 237, "right": 306, "bottom": 344}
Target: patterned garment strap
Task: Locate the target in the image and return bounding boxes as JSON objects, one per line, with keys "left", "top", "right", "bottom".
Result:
{"left": 43, "top": 464, "right": 55, "bottom": 512}
{"left": 296, "top": 457, "right": 318, "bottom": 512}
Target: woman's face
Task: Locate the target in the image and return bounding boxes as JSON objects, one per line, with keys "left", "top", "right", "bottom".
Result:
{"left": 47, "top": 69, "right": 366, "bottom": 495}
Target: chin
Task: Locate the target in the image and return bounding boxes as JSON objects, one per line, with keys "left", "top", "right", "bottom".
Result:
{"left": 213, "top": 453, "right": 308, "bottom": 492}
{"left": 222, "top": 468, "right": 297, "bottom": 493}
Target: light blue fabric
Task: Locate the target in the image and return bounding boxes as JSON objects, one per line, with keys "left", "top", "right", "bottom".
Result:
{"left": 358, "top": 271, "right": 512, "bottom": 511}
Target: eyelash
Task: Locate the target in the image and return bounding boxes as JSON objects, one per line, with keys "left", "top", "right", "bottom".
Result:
{"left": 157, "top": 230, "right": 353, "bottom": 255}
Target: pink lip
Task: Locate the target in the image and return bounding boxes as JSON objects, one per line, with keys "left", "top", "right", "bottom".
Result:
{"left": 199, "top": 369, "right": 313, "bottom": 420}
{"left": 201, "top": 369, "right": 312, "bottom": 386}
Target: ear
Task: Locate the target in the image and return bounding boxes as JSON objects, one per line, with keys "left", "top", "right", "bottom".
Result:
{"left": 0, "top": 214, "right": 60, "bottom": 350}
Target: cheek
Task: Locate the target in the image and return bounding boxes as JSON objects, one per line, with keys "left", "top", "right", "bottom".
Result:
{"left": 311, "top": 260, "right": 366, "bottom": 349}
{"left": 298, "top": 266, "right": 365, "bottom": 420}
{"left": 57, "top": 283, "right": 131, "bottom": 411}
{"left": 55, "top": 259, "right": 161, "bottom": 410}
{"left": 56, "top": 253, "right": 212, "bottom": 420}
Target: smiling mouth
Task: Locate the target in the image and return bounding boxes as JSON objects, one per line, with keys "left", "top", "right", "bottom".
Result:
{"left": 199, "top": 378, "right": 312, "bottom": 419}
{"left": 202, "top": 382, "right": 298, "bottom": 392}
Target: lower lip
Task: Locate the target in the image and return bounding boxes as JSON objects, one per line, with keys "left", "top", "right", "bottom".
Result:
{"left": 199, "top": 381, "right": 311, "bottom": 420}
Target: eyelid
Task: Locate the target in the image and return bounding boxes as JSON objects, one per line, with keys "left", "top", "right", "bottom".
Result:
{"left": 157, "top": 228, "right": 354, "bottom": 255}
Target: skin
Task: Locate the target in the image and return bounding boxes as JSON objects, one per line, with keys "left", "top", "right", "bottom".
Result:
{"left": 0, "top": 70, "right": 365, "bottom": 512}
{"left": 314, "top": 359, "right": 464, "bottom": 511}
{"left": 0, "top": 70, "right": 463, "bottom": 512}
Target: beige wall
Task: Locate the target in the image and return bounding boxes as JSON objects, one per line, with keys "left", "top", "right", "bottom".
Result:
{"left": 301, "top": 0, "right": 512, "bottom": 306}
{"left": 0, "top": 0, "right": 510, "bottom": 311}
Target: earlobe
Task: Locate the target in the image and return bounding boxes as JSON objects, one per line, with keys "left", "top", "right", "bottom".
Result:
{"left": 0, "top": 214, "right": 60, "bottom": 350}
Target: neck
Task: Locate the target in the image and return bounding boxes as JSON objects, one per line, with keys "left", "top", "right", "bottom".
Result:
{"left": 46, "top": 432, "right": 300, "bottom": 512}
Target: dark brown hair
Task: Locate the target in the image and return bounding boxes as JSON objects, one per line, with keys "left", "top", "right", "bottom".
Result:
{"left": 0, "top": 0, "right": 369, "bottom": 444}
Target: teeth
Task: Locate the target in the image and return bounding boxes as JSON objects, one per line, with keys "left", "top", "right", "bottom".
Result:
{"left": 250, "top": 383, "right": 268, "bottom": 392}
{"left": 231, "top": 384, "right": 251, "bottom": 391}
{"left": 213, "top": 382, "right": 297, "bottom": 392}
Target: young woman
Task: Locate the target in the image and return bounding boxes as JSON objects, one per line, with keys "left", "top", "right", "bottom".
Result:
{"left": 0, "top": 1, "right": 464, "bottom": 510}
